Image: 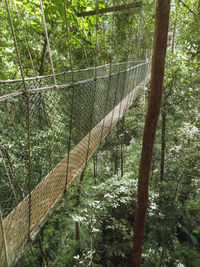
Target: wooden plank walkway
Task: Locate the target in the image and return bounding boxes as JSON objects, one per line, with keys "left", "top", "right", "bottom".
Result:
{"left": 0, "top": 81, "right": 144, "bottom": 267}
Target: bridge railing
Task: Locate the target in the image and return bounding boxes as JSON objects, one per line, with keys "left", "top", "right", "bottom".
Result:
{"left": 0, "top": 60, "right": 145, "bottom": 96}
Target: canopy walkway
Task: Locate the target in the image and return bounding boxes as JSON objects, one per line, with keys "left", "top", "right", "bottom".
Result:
{"left": 0, "top": 60, "right": 151, "bottom": 266}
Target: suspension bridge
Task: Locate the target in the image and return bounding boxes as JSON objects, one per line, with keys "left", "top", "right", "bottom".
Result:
{"left": 0, "top": 59, "right": 151, "bottom": 267}
{"left": 0, "top": 0, "right": 154, "bottom": 265}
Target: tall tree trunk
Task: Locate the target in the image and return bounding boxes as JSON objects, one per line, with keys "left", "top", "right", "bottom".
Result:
{"left": 120, "top": 141, "right": 124, "bottom": 177}
{"left": 120, "top": 118, "right": 124, "bottom": 177}
{"left": 75, "top": 170, "right": 85, "bottom": 253}
{"left": 160, "top": 99, "right": 166, "bottom": 181}
{"left": 132, "top": 1, "right": 170, "bottom": 266}
{"left": 93, "top": 152, "right": 98, "bottom": 184}
{"left": 38, "top": 228, "right": 50, "bottom": 267}
{"left": 171, "top": 20, "right": 176, "bottom": 53}
{"left": 38, "top": 227, "right": 44, "bottom": 267}
{"left": 114, "top": 148, "right": 118, "bottom": 175}
{"left": 199, "top": 0, "right": 200, "bottom": 15}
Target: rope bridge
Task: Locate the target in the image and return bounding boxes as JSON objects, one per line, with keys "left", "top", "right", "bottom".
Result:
{"left": 0, "top": 60, "right": 150, "bottom": 266}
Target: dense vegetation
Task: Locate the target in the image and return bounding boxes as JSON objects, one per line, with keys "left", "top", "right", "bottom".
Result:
{"left": 0, "top": 0, "right": 199, "bottom": 266}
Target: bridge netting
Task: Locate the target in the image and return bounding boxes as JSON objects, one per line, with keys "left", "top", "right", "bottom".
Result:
{"left": 0, "top": 59, "right": 151, "bottom": 266}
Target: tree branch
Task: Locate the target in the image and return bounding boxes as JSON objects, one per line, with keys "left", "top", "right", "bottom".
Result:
{"left": 77, "top": 2, "right": 142, "bottom": 17}
{"left": 179, "top": 0, "right": 198, "bottom": 16}
{"left": 38, "top": 234, "right": 50, "bottom": 267}
{"left": 71, "top": 25, "right": 93, "bottom": 46}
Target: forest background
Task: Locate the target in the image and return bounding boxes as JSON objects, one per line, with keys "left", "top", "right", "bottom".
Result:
{"left": 0, "top": 0, "right": 199, "bottom": 266}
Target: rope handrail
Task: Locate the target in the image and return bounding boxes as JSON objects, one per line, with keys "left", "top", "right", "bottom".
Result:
{"left": 0, "top": 60, "right": 146, "bottom": 84}
{"left": 0, "top": 61, "right": 150, "bottom": 102}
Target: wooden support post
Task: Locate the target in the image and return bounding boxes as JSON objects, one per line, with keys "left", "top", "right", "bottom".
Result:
{"left": 132, "top": 1, "right": 170, "bottom": 266}
{"left": 77, "top": 2, "right": 141, "bottom": 17}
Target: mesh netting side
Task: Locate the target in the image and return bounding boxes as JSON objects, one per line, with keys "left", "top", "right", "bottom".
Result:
{"left": 0, "top": 61, "right": 151, "bottom": 266}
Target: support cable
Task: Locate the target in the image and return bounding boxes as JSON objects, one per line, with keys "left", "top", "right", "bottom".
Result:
{"left": 40, "top": 0, "right": 58, "bottom": 171}
{"left": 13, "top": 0, "right": 37, "bottom": 76}
{"left": 122, "top": 51, "right": 138, "bottom": 116}
{"left": 117, "top": 55, "right": 133, "bottom": 178}
{"left": 85, "top": 0, "right": 100, "bottom": 163}
{"left": 115, "top": 59, "right": 129, "bottom": 177}
{"left": 4, "top": 0, "right": 32, "bottom": 241}
{"left": 98, "top": 9, "right": 115, "bottom": 146}
{"left": 118, "top": 60, "right": 129, "bottom": 119}
{"left": 107, "top": 2, "right": 129, "bottom": 135}
{"left": 63, "top": 0, "right": 76, "bottom": 188}
{"left": 142, "top": 59, "right": 151, "bottom": 122}
{"left": 109, "top": 67, "right": 121, "bottom": 130}
{"left": 99, "top": 61, "right": 112, "bottom": 144}
{"left": 94, "top": 7, "right": 118, "bottom": 174}
{"left": 39, "top": 0, "right": 57, "bottom": 89}
{"left": 129, "top": 64, "right": 140, "bottom": 107}
{"left": 118, "top": 7, "right": 136, "bottom": 120}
